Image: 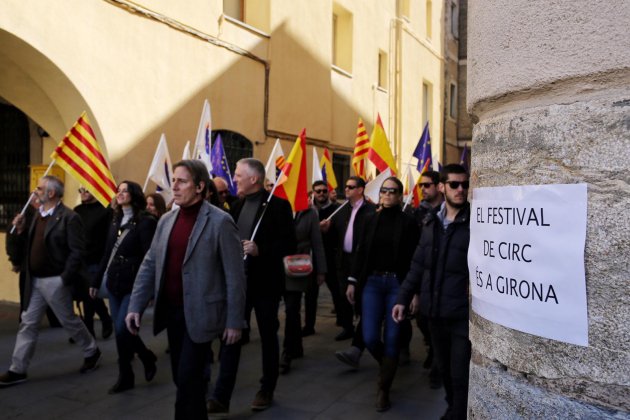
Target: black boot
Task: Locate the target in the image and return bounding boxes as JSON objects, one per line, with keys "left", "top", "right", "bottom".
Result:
{"left": 375, "top": 357, "right": 398, "bottom": 412}
{"left": 139, "top": 349, "right": 157, "bottom": 382}
{"left": 108, "top": 361, "right": 134, "bottom": 394}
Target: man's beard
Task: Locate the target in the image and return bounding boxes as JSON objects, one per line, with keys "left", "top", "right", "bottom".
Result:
{"left": 445, "top": 195, "right": 465, "bottom": 209}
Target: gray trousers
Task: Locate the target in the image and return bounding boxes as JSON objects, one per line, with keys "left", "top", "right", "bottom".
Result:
{"left": 10, "top": 276, "right": 98, "bottom": 374}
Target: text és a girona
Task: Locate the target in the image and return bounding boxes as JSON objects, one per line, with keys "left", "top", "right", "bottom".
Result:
{"left": 474, "top": 267, "right": 558, "bottom": 304}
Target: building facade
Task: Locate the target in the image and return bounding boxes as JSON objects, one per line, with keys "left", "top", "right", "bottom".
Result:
{"left": 0, "top": 0, "right": 454, "bottom": 302}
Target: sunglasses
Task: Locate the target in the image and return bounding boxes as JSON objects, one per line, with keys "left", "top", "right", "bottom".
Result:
{"left": 379, "top": 187, "right": 400, "bottom": 195}
{"left": 419, "top": 182, "right": 435, "bottom": 188}
{"left": 344, "top": 185, "right": 358, "bottom": 190}
{"left": 314, "top": 188, "right": 328, "bottom": 194}
{"left": 445, "top": 181, "right": 469, "bottom": 189}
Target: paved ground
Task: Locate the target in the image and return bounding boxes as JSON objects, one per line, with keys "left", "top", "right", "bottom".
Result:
{"left": 0, "top": 289, "right": 447, "bottom": 419}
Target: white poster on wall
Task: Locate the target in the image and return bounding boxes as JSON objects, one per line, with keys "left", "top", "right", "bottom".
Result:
{"left": 468, "top": 183, "right": 588, "bottom": 346}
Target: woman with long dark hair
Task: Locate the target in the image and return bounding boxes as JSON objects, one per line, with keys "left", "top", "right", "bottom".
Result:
{"left": 345, "top": 176, "right": 420, "bottom": 411}
{"left": 90, "top": 181, "right": 158, "bottom": 393}
{"left": 146, "top": 193, "right": 167, "bottom": 219}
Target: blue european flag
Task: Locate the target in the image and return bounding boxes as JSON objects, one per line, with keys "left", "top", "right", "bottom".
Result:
{"left": 210, "top": 134, "right": 237, "bottom": 195}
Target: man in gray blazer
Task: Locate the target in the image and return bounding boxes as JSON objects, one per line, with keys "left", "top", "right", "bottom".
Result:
{"left": 126, "top": 160, "right": 246, "bottom": 420}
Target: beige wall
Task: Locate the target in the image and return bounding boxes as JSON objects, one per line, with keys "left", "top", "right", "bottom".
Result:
{"left": 0, "top": 0, "right": 446, "bottom": 302}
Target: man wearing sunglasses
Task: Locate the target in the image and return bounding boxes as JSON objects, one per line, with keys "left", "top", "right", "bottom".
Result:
{"left": 326, "top": 176, "right": 376, "bottom": 368}
{"left": 412, "top": 170, "right": 443, "bottom": 226}
{"left": 393, "top": 164, "right": 471, "bottom": 420}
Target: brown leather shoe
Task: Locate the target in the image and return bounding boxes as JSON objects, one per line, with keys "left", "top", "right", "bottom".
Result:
{"left": 251, "top": 390, "right": 273, "bottom": 411}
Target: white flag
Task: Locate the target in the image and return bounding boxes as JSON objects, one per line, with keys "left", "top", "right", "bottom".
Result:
{"left": 264, "top": 138, "right": 285, "bottom": 184}
{"left": 312, "top": 147, "right": 323, "bottom": 185}
{"left": 364, "top": 168, "right": 393, "bottom": 204}
{"left": 193, "top": 99, "right": 212, "bottom": 173}
{"left": 143, "top": 133, "right": 173, "bottom": 202}
{"left": 182, "top": 141, "right": 192, "bottom": 160}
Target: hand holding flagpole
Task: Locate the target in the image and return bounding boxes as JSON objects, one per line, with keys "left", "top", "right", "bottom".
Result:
{"left": 9, "top": 159, "right": 56, "bottom": 234}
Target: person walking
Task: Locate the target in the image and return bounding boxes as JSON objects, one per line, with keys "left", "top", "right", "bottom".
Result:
{"left": 90, "top": 181, "right": 158, "bottom": 394}
{"left": 347, "top": 176, "right": 419, "bottom": 411}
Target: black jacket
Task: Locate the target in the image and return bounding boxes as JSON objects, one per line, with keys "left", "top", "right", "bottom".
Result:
{"left": 398, "top": 203, "right": 471, "bottom": 320}
{"left": 231, "top": 191, "right": 297, "bottom": 298}
{"left": 7, "top": 204, "right": 87, "bottom": 307}
{"left": 349, "top": 206, "right": 420, "bottom": 314}
{"left": 95, "top": 212, "right": 157, "bottom": 298}
{"left": 331, "top": 199, "right": 377, "bottom": 277}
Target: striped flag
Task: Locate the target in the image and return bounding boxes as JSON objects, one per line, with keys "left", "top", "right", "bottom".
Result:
{"left": 273, "top": 129, "right": 309, "bottom": 212}
{"left": 50, "top": 112, "right": 116, "bottom": 207}
{"left": 320, "top": 148, "right": 338, "bottom": 190}
{"left": 367, "top": 113, "right": 398, "bottom": 175}
{"left": 352, "top": 118, "right": 369, "bottom": 179}
{"left": 264, "top": 138, "right": 285, "bottom": 184}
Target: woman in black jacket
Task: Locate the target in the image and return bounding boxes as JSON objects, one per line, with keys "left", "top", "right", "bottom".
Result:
{"left": 90, "top": 181, "right": 157, "bottom": 394}
{"left": 346, "top": 176, "right": 420, "bottom": 412}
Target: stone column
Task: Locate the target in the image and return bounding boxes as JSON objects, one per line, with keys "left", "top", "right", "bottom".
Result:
{"left": 467, "top": 1, "right": 629, "bottom": 418}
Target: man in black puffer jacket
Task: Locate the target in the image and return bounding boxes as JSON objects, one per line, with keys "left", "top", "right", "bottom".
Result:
{"left": 393, "top": 164, "right": 471, "bottom": 420}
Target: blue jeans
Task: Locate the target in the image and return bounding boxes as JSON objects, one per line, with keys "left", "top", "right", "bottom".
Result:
{"left": 107, "top": 292, "right": 130, "bottom": 337}
{"left": 361, "top": 274, "right": 401, "bottom": 360}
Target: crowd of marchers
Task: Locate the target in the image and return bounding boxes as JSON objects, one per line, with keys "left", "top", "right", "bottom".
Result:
{"left": 1, "top": 158, "right": 471, "bottom": 420}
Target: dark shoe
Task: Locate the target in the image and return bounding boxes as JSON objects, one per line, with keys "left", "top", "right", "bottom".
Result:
{"left": 375, "top": 389, "right": 391, "bottom": 412}
{"left": 301, "top": 327, "right": 315, "bottom": 337}
{"left": 251, "top": 390, "right": 273, "bottom": 411}
{"left": 140, "top": 350, "right": 157, "bottom": 382}
{"left": 335, "top": 347, "right": 361, "bottom": 369}
{"left": 207, "top": 399, "right": 229, "bottom": 417}
{"left": 334, "top": 329, "right": 354, "bottom": 341}
{"left": 0, "top": 371, "right": 27, "bottom": 387}
{"left": 80, "top": 348, "right": 101, "bottom": 373}
{"left": 102, "top": 323, "right": 113, "bottom": 339}
{"left": 280, "top": 353, "right": 292, "bottom": 374}
{"left": 108, "top": 375, "right": 135, "bottom": 394}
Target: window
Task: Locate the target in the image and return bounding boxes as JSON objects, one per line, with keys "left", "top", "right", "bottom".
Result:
{"left": 451, "top": 2, "right": 459, "bottom": 38}
{"left": 425, "top": 0, "right": 432, "bottom": 40}
{"left": 401, "top": 0, "right": 410, "bottom": 19}
{"left": 332, "top": 4, "right": 353, "bottom": 73}
{"left": 223, "top": 0, "right": 270, "bottom": 32}
{"left": 378, "top": 50, "right": 388, "bottom": 89}
{"left": 0, "top": 104, "right": 30, "bottom": 230}
{"left": 223, "top": 0, "right": 244, "bottom": 21}
{"left": 332, "top": 153, "right": 350, "bottom": 196}
{"left": 211, "top": 130, "right": 253, "bottom": 177}
{"left": 422, "top": 82, "right": 433, "bottom": 128}
{"left": 449, "top": 83, "right": 457, "bottom": 118}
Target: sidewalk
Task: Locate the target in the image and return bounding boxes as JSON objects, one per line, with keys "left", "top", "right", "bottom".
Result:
{"left": 0, "top": 290, "right": 447, "bottom": 419}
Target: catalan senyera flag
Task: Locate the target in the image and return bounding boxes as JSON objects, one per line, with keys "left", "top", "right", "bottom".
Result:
{"left": 367, "top": 113, "right": 398, "bottom": 175}
{"left": 320, "top": 148, "right": 338, "bottom": 190}
{"left": 50, "top": 112, "right": 116, "bottom": 207}
{"left": 352, "top": 118, "right": 370, "bottom": 179}
{"left": 273, "top": 129, "right": 309, "bottom": 212}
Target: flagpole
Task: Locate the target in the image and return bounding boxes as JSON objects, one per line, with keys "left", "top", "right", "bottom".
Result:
{"left": 325, "top": 200, "right": 348, "bottom": 221}
{"left": 9, "top": 159, "right": 56, "bottom": 234}
{"left": 244, "top": 179, "right": 283, "bottom": 260}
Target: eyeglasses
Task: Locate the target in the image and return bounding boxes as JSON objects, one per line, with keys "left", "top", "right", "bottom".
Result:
{"left": 314, "top": 188, "right": 328, "bottom": 194}
{"left": 418, "top": 182, "right": 435, "bottom": 188}
{"left": 379, "top": 187, "right": 400, "bottom": 195}
{"left": 445, "top": 181, "right": 469, "bottom": 190}
{"left": 344, "top": 185, "right": 358, "bottom": 190}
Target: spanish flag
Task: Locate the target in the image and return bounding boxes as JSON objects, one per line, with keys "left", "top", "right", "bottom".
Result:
{"left": 367, "top": 113, "right": 398, "bottom": 175}
{"left": 273, "top": 129, "right": 309, "bottom": 212}
{"left": 50, "top": 112, "right": 117, "bottom": 207}
{"left": 320, "top": 148, "right": 338, "bottom": 190}
{"left": 352, "top": 118, "right": 369, "bottom": 179}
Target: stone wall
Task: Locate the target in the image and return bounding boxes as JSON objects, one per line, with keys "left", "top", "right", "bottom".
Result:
{"left": 467, "top": 0, "right": 630, "bottom": 417}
